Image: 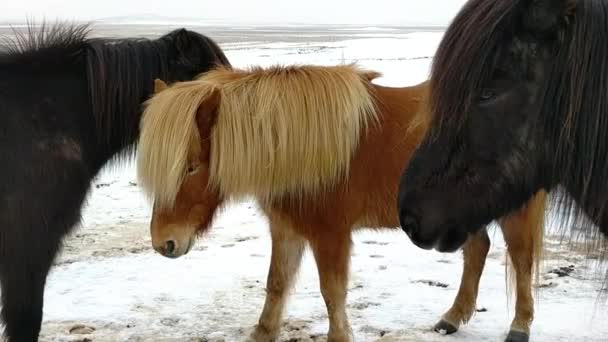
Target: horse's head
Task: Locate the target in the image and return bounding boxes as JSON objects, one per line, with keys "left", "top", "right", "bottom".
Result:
{"left": 139, "top": 79, "right": 222, "bottom": 258}
{"left": 161, "top": 28, "right": 230, "bottom": 82}
{"left": 398, "top": 0, "right": 576, "bottom": 252}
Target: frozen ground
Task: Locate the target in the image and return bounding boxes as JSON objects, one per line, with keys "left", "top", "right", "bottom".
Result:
{"left": 4, "top": 24, "right": 607, "bottom": 341}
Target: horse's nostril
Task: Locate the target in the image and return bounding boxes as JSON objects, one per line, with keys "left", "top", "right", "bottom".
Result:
{"left": 165, "top": 240, "right": 176, "bottom": 255}
{"left": 399, "top": 212, "right": 419, "bottom": 236}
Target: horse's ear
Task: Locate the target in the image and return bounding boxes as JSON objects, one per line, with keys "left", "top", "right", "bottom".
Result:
{"left": 363, "top": 71, "right": 382, "bottom": 82}
{"left": 195, "top": 88, "right": 221, "bottom": 141}
{"left": 154, "top": 79, "right": 169, "bottom": 94}
{"left": 523, "top": 0, "right": 576, "bottom": 34}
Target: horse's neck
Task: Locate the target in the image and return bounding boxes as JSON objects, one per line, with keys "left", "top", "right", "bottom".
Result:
{"left": 373, "top": 82, "right": 429, "bottom": 134}
{"left": 345, "top": 83, "right": 427, "bottom": 226}
{"left": 363, "top": 82, "right": 428, "bottom": 171}
{"left": 86, "top": 39, "right": 167, "bottom": 165}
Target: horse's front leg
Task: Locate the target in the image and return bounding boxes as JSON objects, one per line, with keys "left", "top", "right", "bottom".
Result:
{"left": 435, "top": 228, "right": 490, "bottom": 334}
{"left": 498, "top": 191, "right": 546, "bottom": 342}
{"left": 310, "top": 229, "right": 353, "bottom": 342}
{"left": 249, "top": 219, "right": 306, "bottom": 342}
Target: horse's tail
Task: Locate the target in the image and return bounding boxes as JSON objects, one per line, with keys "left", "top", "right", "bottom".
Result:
{"left": 137, "top": 78, "right": 219, "bottom": 208}
{"left": 505, "top": 190, "right": 547, "bottom": 304}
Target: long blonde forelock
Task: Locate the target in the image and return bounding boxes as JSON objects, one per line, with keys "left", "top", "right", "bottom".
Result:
{"left": 137, "top": 79, "right": 218, "bottom": 208}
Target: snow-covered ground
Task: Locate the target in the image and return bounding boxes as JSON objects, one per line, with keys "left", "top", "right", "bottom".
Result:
{"left": 30, "top": 27, "right": 608, "bottom": 341}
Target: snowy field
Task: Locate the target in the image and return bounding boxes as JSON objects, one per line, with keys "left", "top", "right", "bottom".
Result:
{"left": 7, "top": 24, "right": 607, "bottom": 341}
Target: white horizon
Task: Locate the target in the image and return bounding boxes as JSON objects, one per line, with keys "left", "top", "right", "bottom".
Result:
{"left": 2, "top": 1, "right": 465, "bottom": 26}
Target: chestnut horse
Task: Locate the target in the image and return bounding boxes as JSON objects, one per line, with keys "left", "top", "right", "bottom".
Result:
{"left": 136, "top": 65, "right": 546, "bottom": 342}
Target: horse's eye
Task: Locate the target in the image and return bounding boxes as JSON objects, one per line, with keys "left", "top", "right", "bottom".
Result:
{"left": 479, "top": 89, "right": 496, "bottom": 101}
{"left": 187, "top": 165, "right": 200, "bottom": 175}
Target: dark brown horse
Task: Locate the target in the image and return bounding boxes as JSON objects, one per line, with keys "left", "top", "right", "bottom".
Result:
{"left": 0, "top": 22, "right": 229, "bottom": 341}
{"left": 397, "top": 0, "right": 608, "bottom": 258}
{"left": 136, "top": 65, "right": 547, "bottom": 342}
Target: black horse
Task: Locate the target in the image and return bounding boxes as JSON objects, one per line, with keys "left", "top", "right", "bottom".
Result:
{"left": 397, "top": 0, "right": 608, "bottom": 254}
{"left": 0, "top": 22, "right": 230, "bottom": 341}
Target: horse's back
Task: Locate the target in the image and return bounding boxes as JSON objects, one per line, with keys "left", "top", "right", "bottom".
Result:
{"left": 336, "top": 82, "right": 429, "bottom": 229}
{"left": 0, "top": 64, "right": 92, "bottom": 147}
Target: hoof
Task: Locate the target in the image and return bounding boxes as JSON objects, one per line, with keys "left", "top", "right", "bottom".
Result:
{"left": 245, "top": 325, "right": 278, "bottom": 342}
{"left": 327, "top": 330, "right": 354, "bottom": 342}
{"left": 505, "top": 330, "right": 529, "bottom": 342}
{"left": 433, "top": 319, "right": 458, "bottom": 335}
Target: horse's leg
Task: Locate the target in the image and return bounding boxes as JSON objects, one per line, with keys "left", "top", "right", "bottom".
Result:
{"left": 310, "top": 230, "right": 352, "bottom": 342}
{"left": 0, "top": 153, "right": 90, "bottom": 341}
{"left": 435, "top": 229, "right": 490, "bottom": 334}
{"left": 249, "top": 219, "right": 306, "bottom": 342}
{"left": 498, "top": 192, "right": 545, "bottom": 342}
{"left": 0, "top": 227, "right": 63, "bottom": 342}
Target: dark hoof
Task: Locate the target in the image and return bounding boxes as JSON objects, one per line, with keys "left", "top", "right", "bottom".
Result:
{"left": 433, "top": 319, "right": 458, "bottom": 335}
{"left": 505, "top": 330, "right": 529, "bottom": 342}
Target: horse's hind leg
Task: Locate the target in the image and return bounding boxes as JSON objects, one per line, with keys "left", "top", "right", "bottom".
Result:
{"left": 498, "top": 191, "right": 546, "bottom": 342}
{"left": 435, "top": 229, "right": 490, "bottom": 334}
{"left": 310, "top": 229, "right": 352, "bottom": 342}
{"left": 0, "top": 227, "right": 63, "bottom": 342}
{"left": 249, "top": 218, "right": 306, "bottom": 342}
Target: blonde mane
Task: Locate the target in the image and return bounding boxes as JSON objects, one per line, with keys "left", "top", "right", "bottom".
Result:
{"left": 137, "top": 64, "right": 381, "bottom": 207}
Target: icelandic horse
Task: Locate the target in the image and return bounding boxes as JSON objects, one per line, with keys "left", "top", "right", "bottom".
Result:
{"left": 0, "top": 22, "right": 229, "bottom": 341}
{"left": 397, "top": 0, "right": 608, "bottom": 268}
{"left": 136, "top": 64, "right": 546, "bottom": 342}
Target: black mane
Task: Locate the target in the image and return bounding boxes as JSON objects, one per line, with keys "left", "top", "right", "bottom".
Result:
{"left": 541, "top": 0, "right": 608, "bottom": 241}
{"left": 429, "top": 0, "right": 521, "bottom": 133}
{"left": 0, "top": 22, "right": 89, "bottom": 65}
{"left": 85, "top": 36, "right": 170, "bottom": 160}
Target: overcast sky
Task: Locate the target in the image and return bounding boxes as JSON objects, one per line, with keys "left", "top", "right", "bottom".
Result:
{"left": 3, "top": 0, "right": 466, "bottom": 25}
